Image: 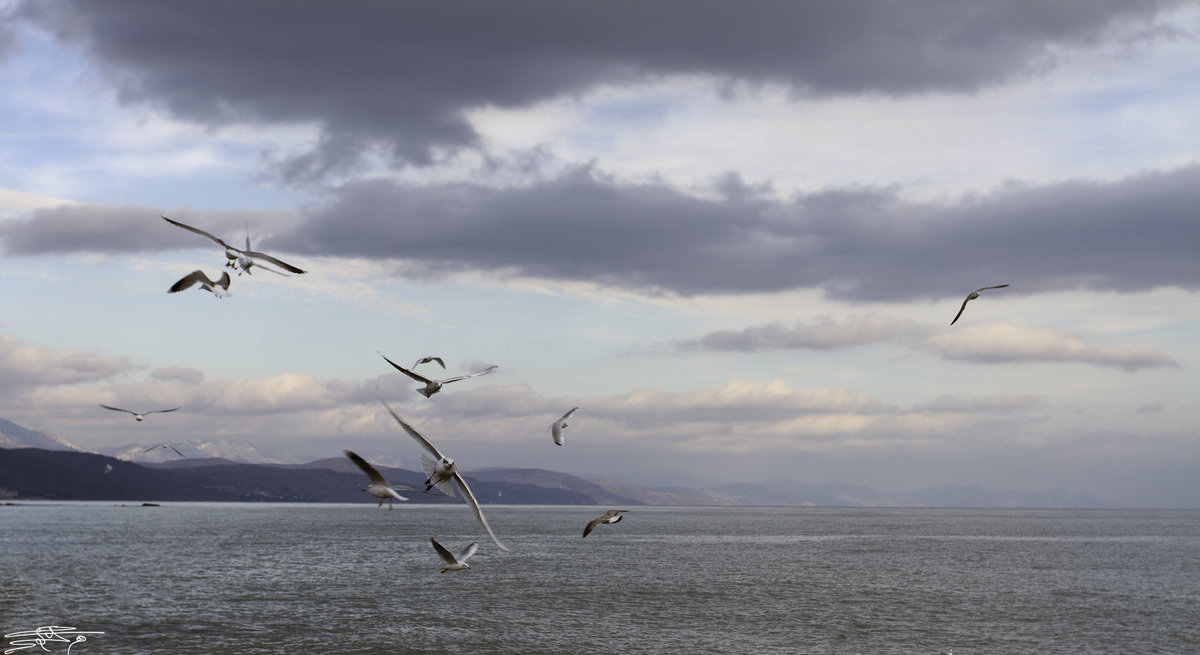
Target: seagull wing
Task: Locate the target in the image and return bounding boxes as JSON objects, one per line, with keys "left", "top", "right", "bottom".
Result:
{"left": 413, "top": 356, "right": 446, "bottom": 369}
{"left": 100, "top": 404, "right": 136, "bottom": 415}
{"left": 430, "top": 537, "right": 459, "bottom": 565}
{"left": 243, "top": 250, "right": 306, "bottom": 275}
{"left": 379, "top": 353, "right": 435, "bottom": 385}
{"left": 440, "top": 365, "right": 499, "bottom": 385}
{"left": 583, "top": 515, "right": 606, "bottom": 538}
{"left": 458, "top": 542, "right": 479, "bottom": 562}
{"left": 583, "top": 510, "right": 626, "bottom": 537}
{"left": 167, "top": 444, "right": 184, "bottom": 457}
{"left": 344, "top": 449, "right": 388, "bottom": 485}
{"left": 161, "top": 215, "right": 233, "bottom": 250}
{"left": 950, "top": 297, "right": 971, "bottom": 325}
{"left": 976, "top": 284, "right": 1010, "bottom": 292}
{"left": 169, "top": 270, "right": 213, "bottom": 294}
{"left": 147, "top": 407, "right": 181, "bottom": 415}
{"left": 451, "top": 471, "right": 509, "bottom": 551}
{"left": 379, "top": 399, "right": 445, "bottom": 460}
{"left": 558, "top": 407, "right": 579, "bottom": 423}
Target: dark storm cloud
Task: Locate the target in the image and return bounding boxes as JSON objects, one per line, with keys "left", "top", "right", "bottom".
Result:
{"left": 274, "top": 163, "right": 1200, "bottom": 300}
{"left": 17, "top": 0, "right": 1184, "bottom": 174}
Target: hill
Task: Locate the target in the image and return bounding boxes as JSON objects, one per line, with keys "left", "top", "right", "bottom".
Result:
{"left": 0, "top": 447, "right": 1111, "bottom": 507}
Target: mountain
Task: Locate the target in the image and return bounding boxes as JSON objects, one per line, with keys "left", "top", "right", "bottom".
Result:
{"left": 0, "top": 447, "right": 588, "bottom": 504}
{"left": 0, "top": 417, "right": 82, "bottom": 452}
{"left": 97, "top": 439, "right": 297, "bottom": 464}
{"left": 0, "top": 410, "right": 1131, "bottom": 508}
{"left": 0, "top": 442, "right": 1113, "bottom": 508}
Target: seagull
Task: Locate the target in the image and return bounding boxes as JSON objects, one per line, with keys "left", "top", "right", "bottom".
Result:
{"left": 549, "top": 407, "right": 579, "bottom": 446}
{"left": 168, "top": 270, "right": 232, "bottom": 297}
{"left": 583, "top": 510, "right": 628, "bottom": 538}
{"left": 412, "top": 356, "right": 446, "bottom": 369}
{"left": 161, "top": 215, "right": 306, "bottom": 276}
{"left": 430, "top": 537, "right": 478, "bottom": 573}
{"left": 950, "top": 284, "right": 1009, "bottom": 325}
{"left": 143, "top": 442, "right": 185, "bottom": 457}
{"left": 343, "top": 449, "right": 409, "bottom": 509}
{"left": 99, "top": 404, "right": 181, "bottom": 422}
{"left": 379, "top": 352, "right": 498, "bottom": 398}
{"left": 379, "top": 399, "right": 509, "bottom": 551}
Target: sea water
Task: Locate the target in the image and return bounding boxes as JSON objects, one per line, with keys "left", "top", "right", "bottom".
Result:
{"left": 2, "top": 503, "right": 1197, "bottom": 654}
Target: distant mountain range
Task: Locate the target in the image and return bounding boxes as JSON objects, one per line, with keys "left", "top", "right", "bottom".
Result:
{"left": 0, "top": 416, "right": 1111, "bottom": 508}
{"left": 0, "top": 417, "right": 81, "bottom": 451}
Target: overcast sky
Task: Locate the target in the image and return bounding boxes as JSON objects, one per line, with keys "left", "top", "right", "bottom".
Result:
{"left": 1, "top": 1, "right": 1198, "bottom": 506}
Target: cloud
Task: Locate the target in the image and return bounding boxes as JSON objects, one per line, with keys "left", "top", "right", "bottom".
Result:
{"left": 17, "top": 0, "right": 1184, "bottom": 173}
{"left": 679, "top": 315, "right": 917, "bottom": 352}
{"left": 0, "top": 332, "right": 129, "bottom": 391}
{"left": 285, "top": 164, "right": 1200, "bottom": 299}
{"left": 364, "top": 379, "right": 1043, "bottom": 457}
{"left": 913, "top": 323, "right": 1181, "bottom": 371}
{"left": 0, "top": 204, "right": 299, "bottom": 255}
{"left": 5, "top": 165, "right": 1200, "bottom": 303}
{"left": 151, "top": 366, "right": 204, "bottom": 383}
{"left": 683, "top": 316, "right": 1180, "bottom": 372}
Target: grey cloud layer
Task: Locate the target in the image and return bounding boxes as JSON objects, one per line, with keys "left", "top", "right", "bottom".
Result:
{"left": 18, "top": 0, "right": 1182, "bottom": 172}
{"left": 0, "top": 206, "right": 297, "bottom": 255}
{"left": 281, "top": 165, "right": 1200, "bottom": 299}
{"left": 4, "top": 165, "right": 1199, "bottom": 300}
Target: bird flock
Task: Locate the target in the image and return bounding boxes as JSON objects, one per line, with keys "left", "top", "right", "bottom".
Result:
{"left": 96, "top": 215, "right": 1011, "bottom": 571}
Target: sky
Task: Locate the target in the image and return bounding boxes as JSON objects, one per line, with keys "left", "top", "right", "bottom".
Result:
{"left": 1, "top": 1, "right": 1198, "bottom": 507}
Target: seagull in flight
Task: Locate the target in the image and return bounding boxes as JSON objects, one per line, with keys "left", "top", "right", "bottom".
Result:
{"left": 343, "top": 449, "right": 410, "bottom": 509}
{"left": 412, "top": 356, "right": 446, "bottom": 369}
{"left": 380, "top": 399, "right": 509, "bottom": 551}
{"left": 379, "top": 352, "right": 498, "bottom": 398}
{"left": 168, "top": 270, "right": 232, "bottom": 298}
{"left": 583, "top": 510, "right": 628, "bottom": 538}
{"left": 950, "top": 284, "right": 1009, "bottom": 325}
{"left": 549, "top": 407, "right": 579, "bottom": 446}
{"left": 100, "top": 404, "right": 181, "bottom": 422}
{"left": 143, "top": 442, "right": 185, "bottom": 457}
{"left": 161, "top": 215, "right": 306, "bottom": 276}
{"left": 430, "top": 537, "right": 478, "bottom": 573}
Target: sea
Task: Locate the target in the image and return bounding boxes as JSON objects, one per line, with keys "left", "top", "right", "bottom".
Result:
{"left": 1, "top": 502, "right": 1197, "bottom": 655}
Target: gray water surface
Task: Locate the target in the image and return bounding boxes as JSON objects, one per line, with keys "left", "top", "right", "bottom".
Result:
{"left": 3, "top": 503, "right": 1197, "bottom": 654}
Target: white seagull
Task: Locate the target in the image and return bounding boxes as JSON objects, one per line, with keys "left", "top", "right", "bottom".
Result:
{"left": 379, "top": 352, "right": 498, "bottom": 398}
{"left": 161, "top": 215, "right": 306, "bottom": 276}
{"left": 430, "top": 537, "right": 478, "bottom": 573}
{"left": 583, "top": 510, "right": 628, "bottom": 538}
{"left": 549, "top": 407, "right": 579, "bottom": 446}
{"left": 380, "top": 399, "right": 509, "bottom": 551}
{"left": 168, "top": 270, "right": 232, "bottom": 298}
{"left": 950, "top": 284, "right": 1009, "bottom": 325}
{"left": 143, "top": 442, "right": 185, "bottom": 457}
{"left": 100, "top": 404, "right": 181, "bottom": 422}
{"left": 412, "top": 356, "right": 446, "bottom": 369}
{"left": 343, "top": 450, "right": 410, "bottom": 509}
